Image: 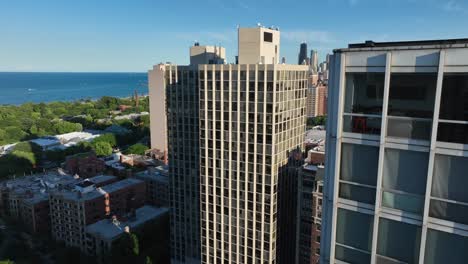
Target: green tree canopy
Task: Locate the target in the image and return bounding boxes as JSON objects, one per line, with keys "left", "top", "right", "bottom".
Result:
{"left": 93, "top": 133, "right": 117, "bottom": 147}
{"left": 307, "top": 116, "right": 327, "bottom": 127}
{"left": 53, "top": 121, "right": 83, "bottom": 134}
{"left": 110, "top": 233, "right": 140, "bottom": 264}
{"left": 124, "top": 143, "right": 148, "bottom": 155}
{"left": 91, "top": 141, "right": 112, "bottom": 157}
{"left": 145, "top": 256, "right": 153, "bottom": 264}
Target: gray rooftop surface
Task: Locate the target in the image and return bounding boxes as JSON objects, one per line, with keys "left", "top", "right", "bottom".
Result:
{"left": 86, "top": 205, "right": 169, "bottom": 240}
{"left": 1, "top": 170, "right": 78, "bottom": 205}
{"left": 52, "top": 178, "right": 144, "bottom": 202}
{"left": 87, "top": 175, "right": 117, "bottom": 185}
{"left": 134, "top": 168, "right": 169, "bottom": 183}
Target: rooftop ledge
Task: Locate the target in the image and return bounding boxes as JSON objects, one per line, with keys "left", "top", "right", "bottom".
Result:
{"left": 334, "top": 38, "right": 468, "bottom": 53}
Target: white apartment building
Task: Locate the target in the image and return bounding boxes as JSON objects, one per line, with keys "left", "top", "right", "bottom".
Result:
{"left": 149, "top": 25, "right": 308, "bottom": 264}
{"left": 199, "top": 63, "right": 308, "bottom": 264}
{"left": 321, "top": 39, "right": 468, "bottom": 264}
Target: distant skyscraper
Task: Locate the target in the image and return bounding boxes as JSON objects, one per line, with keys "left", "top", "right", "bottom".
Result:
{"left": 299, "top": 42, "right": 308, "bottom": 65}
{"left": 305, "top": 82, "right": 327, "bottom": 118}
{"left": 310, "top": 50, "right": 318, "bottom": 73}
{"left": 306, "top": 86, "right": 316, "bottom": 118}
{"left": 322, "top": 39, "right": 468, "bottom": 264}
{"left": 315, "top": 84, "right": 328, "bottom": 117}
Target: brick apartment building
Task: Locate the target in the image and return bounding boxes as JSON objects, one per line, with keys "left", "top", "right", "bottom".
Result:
{"left": 64, "top": 152, "right": 106, "bottom": 178}
{"left": 86, "top": 206, "right": 169, "bottom": 261}
{"left": 306, "top": 82, "right": 328, "bottom": 118}
{"left": 134, "top": 165, "right": 169, "bottom": 207}
{"left": 0, "top": 170, "right": 78, "bottom": 233}
{"left": 315, "top": 83, "right": 328, "bottom": 117}
{"left": 49, "top": 178, "right": 146, "bottom": 251}
{"left": 296, "top": 153, "right": 324, "bottom": 264}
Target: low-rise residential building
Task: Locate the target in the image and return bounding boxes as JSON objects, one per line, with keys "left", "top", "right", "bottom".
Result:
{"left": 0, "top": 169, "right": 78, "bottom": 233}
{"left": 86, "top": 205, "right": 169, "bottom": 260}
{"left": 49, "top": 178, "right": 146, "bottom": 251}
{"left": 64, "top": 152, "right": 106, "bottom": 178}
{"left": 134, "top": 166, "right": 169, "bottom": 207}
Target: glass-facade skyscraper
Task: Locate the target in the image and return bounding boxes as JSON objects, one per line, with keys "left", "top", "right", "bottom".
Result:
{"left": 321, "top": 39, "right": 468, "bottom": 264}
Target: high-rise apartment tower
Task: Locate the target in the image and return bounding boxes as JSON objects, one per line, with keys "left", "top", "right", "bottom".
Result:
{"left": 150, "top": 26, "right": 308, "bottom": 264}
{"left": 149, "top": 43, "right": 225, "bottom": 264}
{"left": 200, "top": 27, "right": 308, "bottom": 264}
{"left": 321, "top": 39, "right": 468, "bottom": 264}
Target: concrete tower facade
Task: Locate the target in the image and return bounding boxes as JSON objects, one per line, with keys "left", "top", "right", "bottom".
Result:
{"left": 150, "top": 26, "right": 307, "bottom": 264}
{"left": 149, "top": 43, "right": 225, "bottom": 264}
{"left": 199, "top": 63, "right": 308, "bottom": 263}
{"left": 238, "top": 26, "right": 280, "bottom": 65}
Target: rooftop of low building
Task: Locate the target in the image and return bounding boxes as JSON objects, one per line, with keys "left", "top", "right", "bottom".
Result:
{"left": 1, "top": 169, "right": 79, "bottom": 205}
{"left": 51, "top": 178, "right": 144, "bottom": 202}
{"left": 335, "top": 38, "right": 468, "bottom": 53}
{"left": 134, "top": 166, "right": 168, "bottom": 182}
{"left": 86, "top": 205, "right": 169, "bottom": 240}
{"left": 86, "top": 175, "right": 117, "bottom": 185}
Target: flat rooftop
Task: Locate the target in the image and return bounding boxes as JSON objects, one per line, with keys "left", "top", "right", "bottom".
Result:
{"left": 1, "top": 170, "right": 78, "bottom": 205}
{"left": 87, "top": 175, "right": 117, "bottom": 185}
{"left": 134, "top": 166, "right": 169, "bottom": 183}
{"left": 86, "top": 205, "right": 169, "bottom": 240}
{"left": 336, "top": 38, "right": 468, "bottom": 52}
{"left": 101, "top": 178, "right": 143, "bottom": 194}
{"left": 52, "top": 178, "right": 144, "bottom": 201}
{"left": 349, "top": 38, "right": 468, "bottom": 48}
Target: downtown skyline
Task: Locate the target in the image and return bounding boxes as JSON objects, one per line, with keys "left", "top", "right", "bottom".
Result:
{"left": 1, "top": 0, "right": 468, "bottom": 72}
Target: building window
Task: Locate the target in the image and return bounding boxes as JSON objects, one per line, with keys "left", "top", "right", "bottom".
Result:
{"left": 264, "top": 32, "right": 273, "bottom": 43}
{"left": 437, "top": 73, "right": 468, "bottom": 144}
{"left": 386, "top": 73, "right": 437, "bottom": 141}
{"left": 376, "top": 218, "right": 421, "bottom": 263}
{"left": 381, "top": 148, "right": 429, "bottom": 214}
{"left": 424, "top": 229, "right": 468, "bottom": 263}
{"left": 343, "top": 72, "right": 385, "bottom": 135}
{"left": 335, "top": 208, "right": 373, "bottom": 264}
{"left": 339, "top": 143, "right": 379, "bottom": 205}
{"left": 430, "top": 154, "right": 468, "bottom": 225}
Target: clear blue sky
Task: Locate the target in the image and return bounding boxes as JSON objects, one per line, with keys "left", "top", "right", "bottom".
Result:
{"left": 1, "top": 0, "right": 467, "bottom": 72}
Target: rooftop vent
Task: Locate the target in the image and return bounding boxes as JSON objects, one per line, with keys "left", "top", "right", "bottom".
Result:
{"left": 365, "top": 40, "right": 376, "bottom": 47}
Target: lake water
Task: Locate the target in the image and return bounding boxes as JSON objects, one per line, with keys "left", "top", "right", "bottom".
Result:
{"left": 0, "top": 72, "right": 148, "bottom": 105}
